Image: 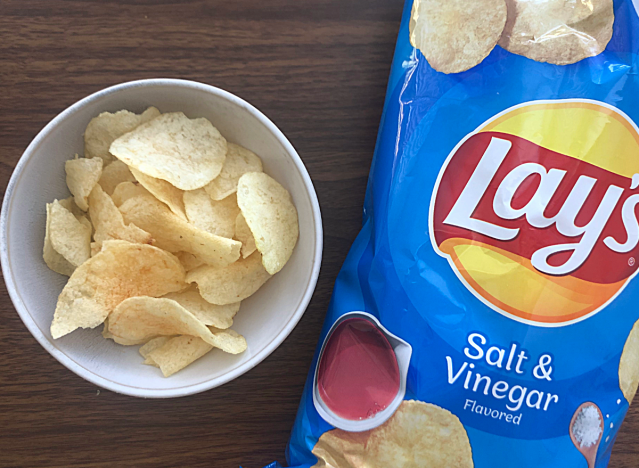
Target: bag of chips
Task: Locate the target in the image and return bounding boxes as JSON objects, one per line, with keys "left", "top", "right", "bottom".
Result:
{"left": 273, "top": 1, "right": 639, "bottom": 466}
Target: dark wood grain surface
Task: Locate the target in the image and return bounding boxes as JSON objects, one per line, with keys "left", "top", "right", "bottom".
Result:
{"left": 0, "top": 1, "right": 637, "bottom": 467}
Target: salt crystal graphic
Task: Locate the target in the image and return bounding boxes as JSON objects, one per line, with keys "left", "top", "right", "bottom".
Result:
{"left": 572, "top": 405, "right": 602, "bottom": 448}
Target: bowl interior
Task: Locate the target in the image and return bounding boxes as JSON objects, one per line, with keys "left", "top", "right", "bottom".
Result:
{"left": 2, "top": 80, "right": 321, "bottom": 397}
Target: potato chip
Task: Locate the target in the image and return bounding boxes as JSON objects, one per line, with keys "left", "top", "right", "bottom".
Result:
{"left": 235, "top": 213, "right": 257, "bottom": 259}
{"left": 207, "top": 327, "right": 246, "bottom": 351}
{"left": 311, "top": 401, "right": 473, "bottom": 468}
{"left": 409, "top": 0, "right": 507, "bottom": 74}
{"left": 79, "top": 216, "right": 93, "bottom": 235}
{"left": 311, "top": 429, "right": 371, "bottom": 468}
{"left": 237, "top": 172, "right": 299, "bottom": 274}
{"left": 175, "top": 251, "right": 205, "bottom": 271}
{"left": 367, "top": 401, "right": 473, "bottom": 467}
{"left": 89, "top": 184, "right": 153, "bottom": 249}
{"left": 98, "top": 160, "right": 135, "bottom": 195}
{"left": 620, "top": 319, "right": 639, "bottom": 403}
{"left": 139, "top": 336, "right": 172, "bottom": 358}
{"left": 107, "top": 297, "right": 247, "bottom": 353}
{"left": 186, "top": 251, "right": 270, "bottom": 305}
{"left": 102, "top": 321, "right": 145, "bottom": 346}
{"left": 110, "top": 112, "right": 227, "bottom": 190}
{"left": 43, "top": 203, "right": 75, "bottom": 276}
{"left": 49, "top": 200, "right": 92, "bottom": 268}
{"left": 58, "top": 197, "right": 86, "bottom": 220}
{"left": 84, "top": 107, "right": 161, "bottom": 164}
{"left": 111, "top": 181, "right": 151, "bottom": 207}
{"left": 130, "top": 167, "right": 187, "bottom": 220}
{"left": 183, "top": 189, "right": 239, "bottom": 238}
{"left": 163, "top": 285, "right": 239, "bottom": 328}
{"left": 119, "top": 195, "right": 241, "bottom": 267}
{"left": 65, "top": 157, "right": 103, "bottom": 211}
{"left": 59, "top": 197, "right": 93, "bottom": 235}
{"left": 50, "top": 240, "right": 186, "bottom": 339}
{"left": 145, "top": 335, "right": 213, "bottom": 377}
{"left": 90, "top": 242, "right": 100, "bottom": 257}
{"left": 499, "top": 0, "right": 614, "bottom": 65}
{"left": 204, "top": 143, "right": 263, "bottom": 200}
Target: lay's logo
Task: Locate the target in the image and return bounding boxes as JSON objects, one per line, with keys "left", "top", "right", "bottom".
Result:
{"left": 430, "top": 100, "right": 639, "bottom": 326}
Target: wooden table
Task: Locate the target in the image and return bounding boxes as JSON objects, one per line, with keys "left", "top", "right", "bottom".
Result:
{"left": 0, "top": 1, "right": 637, "bottom": 467}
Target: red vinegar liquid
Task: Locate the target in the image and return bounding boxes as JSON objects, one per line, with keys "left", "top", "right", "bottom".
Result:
{"left": 317, "top": 318, "right": 400, "bottom": 421}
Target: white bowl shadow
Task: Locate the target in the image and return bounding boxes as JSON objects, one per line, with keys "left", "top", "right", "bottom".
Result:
{"left": 0, "top": 79, "right": 323, "bottom": 398}
{"left": 312, "top": 311, "right": 412, "bottom": 432}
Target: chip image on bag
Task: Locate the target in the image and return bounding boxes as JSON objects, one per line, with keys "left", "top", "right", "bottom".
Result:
{"left": 269, "top": 1, "right": 639, "bottom": 467}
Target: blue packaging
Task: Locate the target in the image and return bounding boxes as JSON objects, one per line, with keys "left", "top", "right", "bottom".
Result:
{"left": 277, "top": 1, "right": 639, "bottom": 466}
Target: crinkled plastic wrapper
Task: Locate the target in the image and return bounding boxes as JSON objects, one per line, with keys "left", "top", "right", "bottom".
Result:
{"left": 269, "top": 1, "right": 639, "bottom": 467}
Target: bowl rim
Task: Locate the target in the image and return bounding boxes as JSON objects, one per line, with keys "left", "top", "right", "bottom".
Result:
{"left": 0, "top": 78, "right": 323, "bottom": 398}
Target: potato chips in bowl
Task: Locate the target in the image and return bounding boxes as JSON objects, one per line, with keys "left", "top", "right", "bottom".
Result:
{"left": 1, "top": 79, "right": 322, "bottom": 397}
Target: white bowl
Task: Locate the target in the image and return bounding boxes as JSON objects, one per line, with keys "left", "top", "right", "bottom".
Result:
{"left": 0, "top": 79, "right": 323, "bottom": 398}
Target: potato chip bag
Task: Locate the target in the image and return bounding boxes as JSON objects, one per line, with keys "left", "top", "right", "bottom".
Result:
{"left": 271, "top": 2, "right": 639, "bottom": 468}
{"left": 50, "top": 241, "right": 185, "bottom": 339}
